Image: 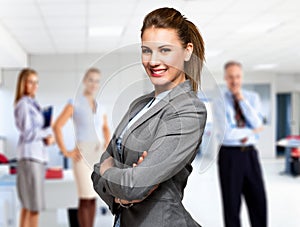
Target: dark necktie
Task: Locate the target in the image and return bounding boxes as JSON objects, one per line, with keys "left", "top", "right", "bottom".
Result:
{"left": 233, "top": 96, "right": 246, "bottom": 127}
{"left": 233, "top": 95, "right": 248, "bottom": 144}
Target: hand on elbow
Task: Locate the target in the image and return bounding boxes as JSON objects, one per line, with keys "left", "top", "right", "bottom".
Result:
{"left": 132, "top": 151, "right": 148, "bottom": 167}
{"left": 65, "top": 147, "right": 82, "bottom": 162}
{"left": 253, "top": 126, "right": 264, "bottom": 134}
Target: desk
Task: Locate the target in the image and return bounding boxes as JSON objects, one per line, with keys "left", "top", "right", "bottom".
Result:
{"left": 277, "top": 137, "right": 300, "bottom": 174}
{"left": 0, "top": 170, "right": 113, "bottom": 227}
{"left": 0, "top": 174, "right": 19, "bottom": 227}
{"left": 42, "top": 170, "right": 78, "bottom": 226}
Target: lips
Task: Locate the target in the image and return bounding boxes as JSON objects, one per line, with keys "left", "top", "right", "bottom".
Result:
{"left": 150, "top": 68, "right": 167, "bottom": 77}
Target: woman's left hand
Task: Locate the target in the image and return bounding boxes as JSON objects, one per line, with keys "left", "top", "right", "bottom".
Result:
{"left": 100, "top": 156, "right": 114, "bottom": 176}
{"left": 114, "top": 197, "right": 143, "bottom": 205}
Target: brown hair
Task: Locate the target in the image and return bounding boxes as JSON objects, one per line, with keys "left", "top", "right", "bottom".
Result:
{"left": 141, "top": 7, "right": 205, "bottom": 91}
{"left": 83, "top": 68, "right": 101, "bottom": 81}
{"left": 14, "top": 68, "right": 37, "bottom": 105}
{"left": 224, "top": 61, "right": 242, "bottom": 70}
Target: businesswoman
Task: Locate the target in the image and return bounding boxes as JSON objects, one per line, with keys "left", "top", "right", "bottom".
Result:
{"left": 92, "top": 7, "right": 207, "bottom": 227}
{"left": 53, "top": 68, "right": 110, "bottom": 227}
{"left": 14, "top": 68, "right": 55, "bottom": 227}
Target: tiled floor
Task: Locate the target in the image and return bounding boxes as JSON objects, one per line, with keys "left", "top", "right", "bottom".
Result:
{"left": 59, "top": 157, "right": 300, "bottom": 227}
{"left": 183, "top": 157, "right": 300, "bottom": 227}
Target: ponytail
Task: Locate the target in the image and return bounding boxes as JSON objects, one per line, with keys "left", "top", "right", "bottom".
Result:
{"left": 184, "top": 20, "right": 205, "bottom": 91}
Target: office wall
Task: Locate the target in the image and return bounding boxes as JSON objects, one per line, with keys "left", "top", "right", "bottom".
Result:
{"left": 2, "top": 54, "right": 300, "bottom": 160}
{"left": 275, "top": 74, "right": 300, "bottom": 135}
{"left": 0, "top": 67, "right": 79, "bottom": 161}
{"left": 0, "top": 70, "right": 20, "bottom": 158}
{"left": 275, "top": 74, "right": 300, "bottom": 93}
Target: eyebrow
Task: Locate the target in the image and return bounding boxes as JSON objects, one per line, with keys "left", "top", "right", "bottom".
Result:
{"left": 27, "top": 79, "right": 39, "bottom": 82}
{"left": 141, "top": 44, "right": 173, "bottom": 49}
{"left": 158, "top": 45, "right": 172, "bottom": 48}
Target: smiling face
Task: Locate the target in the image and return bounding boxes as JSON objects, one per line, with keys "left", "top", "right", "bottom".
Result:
{"left": 24, "top": 73, "right": 39, "bottom": 97}
{"left": 224, "top": 64, "right": 243, "bottom": 95}
{"left": 141, "top": 27, "right": 193, "bottom": 95}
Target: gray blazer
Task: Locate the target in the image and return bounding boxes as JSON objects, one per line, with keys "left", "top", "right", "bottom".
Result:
{"left": 92, "top": 80, "right": 207, "bottom": 227}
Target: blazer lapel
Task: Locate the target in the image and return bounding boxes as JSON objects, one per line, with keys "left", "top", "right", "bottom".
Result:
{"left": 121, "top": 80, "right": 193, "bottom": 145}
{"left": 114, "top": 92, "right": 155, "bottom": 138}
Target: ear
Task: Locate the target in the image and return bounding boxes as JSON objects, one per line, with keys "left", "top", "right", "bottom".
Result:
{"left": 184, "top": 43, "right": 193, "bottom": 61}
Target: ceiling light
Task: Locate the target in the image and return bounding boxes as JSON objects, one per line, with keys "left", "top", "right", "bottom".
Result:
{"left": 253, "top": 63, "right": 278, "bottom": 70}
{"left": 89, "top": 26, "right": 124, "bottom": 37}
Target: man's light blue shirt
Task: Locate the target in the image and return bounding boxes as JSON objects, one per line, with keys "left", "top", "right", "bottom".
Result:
{"left": 221, "top": 89, "right": 263, "bottom": 146}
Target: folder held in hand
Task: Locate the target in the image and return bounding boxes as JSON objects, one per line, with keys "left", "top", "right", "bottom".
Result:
{"left": 42, "top": 106, "right": 53, "bottom": 128}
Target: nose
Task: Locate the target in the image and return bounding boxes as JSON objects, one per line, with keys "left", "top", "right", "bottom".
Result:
{"left": 149, "top": 52, "right": 161, "bottom": 67}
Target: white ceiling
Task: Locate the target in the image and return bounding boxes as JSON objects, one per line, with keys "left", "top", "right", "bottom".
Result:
{"left": 0, "top": 0, "right": 299, "bottom": 73}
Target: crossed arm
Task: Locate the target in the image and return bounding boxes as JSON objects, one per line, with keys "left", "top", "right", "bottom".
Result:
{"left": 92, "top": 107, "right": 206, "bottom": 212}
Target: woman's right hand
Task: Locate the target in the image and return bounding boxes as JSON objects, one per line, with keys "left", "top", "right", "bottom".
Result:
{"left": 65, "top": 147, "right": 81, "bottom": 162}
{"left": 132, "top": 151, "right": 148, "bottom": 167}
{"left": 43, "top": 135, "right": 56, "bottom": 146}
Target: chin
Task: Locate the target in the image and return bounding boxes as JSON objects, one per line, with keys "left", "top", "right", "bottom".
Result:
{"left": 87, "top": 88, "right": 97, "bottom": 95}
{"left": 149, "top": 76, "right": 171, "bottom": 87}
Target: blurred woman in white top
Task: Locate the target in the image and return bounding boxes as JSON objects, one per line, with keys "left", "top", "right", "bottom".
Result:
{"left": 53, "top": 68, "right": 110, "bottom": 227}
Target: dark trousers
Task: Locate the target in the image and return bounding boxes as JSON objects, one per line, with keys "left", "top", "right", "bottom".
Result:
{"left": 218, "top": 146, "right": 267, "bottom": 227}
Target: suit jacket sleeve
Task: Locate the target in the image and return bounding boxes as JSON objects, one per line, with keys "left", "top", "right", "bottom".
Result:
{"left": 91, "top": 139, "right": 120, "bottom": 214}
{"left": 100, "top": 100, "right": 207, "bottom": 201}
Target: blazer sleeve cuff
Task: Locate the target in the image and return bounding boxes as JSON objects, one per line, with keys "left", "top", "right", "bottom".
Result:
{"left": 91, "top": 164, "right": 120, "bottom": 215}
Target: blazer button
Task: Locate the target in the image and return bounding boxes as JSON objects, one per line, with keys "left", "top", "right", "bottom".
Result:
{"left": 103, "top": 187, "right": 106, "bottom": 193}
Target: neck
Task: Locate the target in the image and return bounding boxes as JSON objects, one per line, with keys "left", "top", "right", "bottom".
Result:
{"left": 154, "top": 74, "right": 186, "bottom": 96}
{"left": 25, "top": 94, "right": 35, "bottom": 98}
{"left": 83, "top": 91, "right": 94, "bottom": 99}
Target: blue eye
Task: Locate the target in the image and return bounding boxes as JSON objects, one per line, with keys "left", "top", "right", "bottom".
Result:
{"left": 142, "top": 48, "right": 152, "bottom": 54}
